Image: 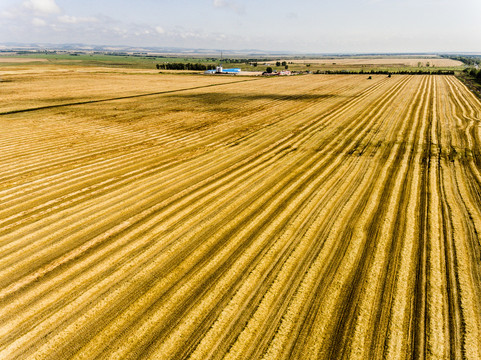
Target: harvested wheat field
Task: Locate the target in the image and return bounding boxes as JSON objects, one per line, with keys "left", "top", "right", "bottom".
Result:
{"left": 1, "top": 70, "right": 481, "bottom": 359}
{"left": 287, "top": 57, "right": 463, "bottom": 67}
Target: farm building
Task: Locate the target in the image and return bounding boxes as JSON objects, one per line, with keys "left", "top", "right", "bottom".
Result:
{"left": 221, "top": 68, "right": 241, "bottom": 73}
{"left": 204, "top": 65, "right": 242, "bottom": 75}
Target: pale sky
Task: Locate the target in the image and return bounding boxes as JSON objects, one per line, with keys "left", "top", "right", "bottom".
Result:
{"left": 0, "top": 0, "right": 480, "bottom": 53}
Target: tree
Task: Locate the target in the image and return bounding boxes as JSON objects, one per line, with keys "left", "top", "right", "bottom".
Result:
{"left": 276, "top": 61, "right": 281, "bottom": 67}
{"left": 281, "top": 61, "right": 287, "bottom": 66}
{"left": 285, "top": 65, "right": 289, "bottom": 70}
{"left": 266, "top": 67, "right": 273, "bottom": 73}
{"left": 252, "top": 62, "right": 258, "bottom": 67}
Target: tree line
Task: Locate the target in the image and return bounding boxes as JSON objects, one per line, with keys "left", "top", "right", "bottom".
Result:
{"left": 156, "top": 63, "right": 216, "bottom": 70}
{"left": 156, "top": 58, "right": 277, "bottom": 69}
{"left": 221, "top": 58, "right": 271, "bottom": 64}
{"left": 463, "top": 68, "right": 481, "bottom": 85}
{"left": 441, "top": 55, "right": 481, "bottom": 67}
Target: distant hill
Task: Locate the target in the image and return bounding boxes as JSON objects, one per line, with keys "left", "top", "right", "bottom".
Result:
{"left": 0, "top": 42, "right": 295, "bottom": 56}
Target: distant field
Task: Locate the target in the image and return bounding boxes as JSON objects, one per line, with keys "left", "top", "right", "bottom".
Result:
{"left": 0, "top": 53, "right": 465, "bottom": 73}
{"left": 288, "top": 57, "right": 463, "bottom": 67}
{"left": 1, "top": 68, "right": 481, "bottom": 359}
{"left": 0, "top": 53, "right": 211, "bottom": 69}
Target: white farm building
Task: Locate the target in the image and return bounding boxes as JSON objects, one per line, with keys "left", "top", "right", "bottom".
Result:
{"left": 204, "top": 65, "right": 242, "bottom": 75}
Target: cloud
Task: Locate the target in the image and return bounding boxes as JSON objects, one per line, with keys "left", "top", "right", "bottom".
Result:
{"left": 58, "top": 15, "right": 98, "bottom": 24}
{"left": 1, "top": 10, "right": 15, "bottom": 19}
{"left": 213, "top": 0, "right": 244, "bottom": 14}
{"left": 23, "top": 0, "right": 61, "bottom": 15}
{"left": 0, "top": 2, "right": 228, "bottom": 49}
{"left": 213, "top": 0, "right": 226, "bottom": 7}
{"left": 32, "top": 17, "right": 47, "bottom": 26}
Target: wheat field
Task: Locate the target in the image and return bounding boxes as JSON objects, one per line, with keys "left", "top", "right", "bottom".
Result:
{"left": 1, "top": 70, "right": 481, "bottom": 359}
{"left": 286, "top": 58, "right": 463, "bottom": 67}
